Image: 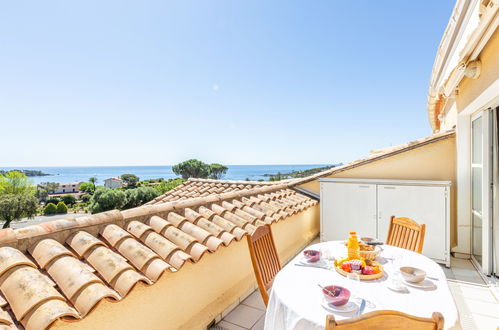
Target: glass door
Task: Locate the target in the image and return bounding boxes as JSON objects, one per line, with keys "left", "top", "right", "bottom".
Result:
{"left": 492, "top": 108, "right": 498, "bottom": 277}
{"left": 471, "top": 113, "right": 484, "bottom": 266}
{"left": 471, "top": 110, "right": 493, "bottom": 274}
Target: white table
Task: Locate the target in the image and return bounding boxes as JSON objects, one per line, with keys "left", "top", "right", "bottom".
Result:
{"left": 264, "top": 241, "right": 459, "bottom": 330}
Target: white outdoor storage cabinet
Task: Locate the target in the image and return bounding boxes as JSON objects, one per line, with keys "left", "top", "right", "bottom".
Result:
{"left": 320, "top": 178, "right": 451, "bottom": 266}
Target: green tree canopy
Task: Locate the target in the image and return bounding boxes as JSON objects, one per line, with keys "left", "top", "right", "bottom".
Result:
{"left": 0, "top": 171, "right": 35, "bottom": 195}
{"left": 268, "top": 172, "right": 287, "bottom": 181}
{"left": 208, "top": 163, "right": 228, "bottom": 180}
{"left": 172, "top": 159, "right": 211, "bottom": 179}
{"left": 155, "top": 178, "right": 185, "bottom": 194}
{"left": 81, "top": 194, "right": 92, "bottom": 203}
{"left": 123, "top": 187, "right": 158, "bottom": 209}
{"left": 172, "top": 160, "right": 228, "bottom": 180}
{"left": 120, "top": 174, "right": 140, "bottom": 188}
{"left": 44, "top": 202, "right": 57, "bottom": 215}
{"left": 79, "top": 182, "right": 95, "bottom": 194}
{"left": 42, "top": 182, "right": 60, "bottom": 194}
{"left": 60, "top": 194, "right": 76, "bottom": 206}
{"left": 0, "top": 194, "right": 37, "bottom": 228}
{"left": 35, "top": 188, "right": 49, "bottom": 202}
{"left": 89, "top": 177, "right": 98, "bottom": 190}
{"left": 56, "top": 201, "right": 68, "bottom": 214}
{"left": 46, "top": 197, "right": 61, "bottom": 205}
{"left": 89, "top": 188, "right": 126, "bottom": 214}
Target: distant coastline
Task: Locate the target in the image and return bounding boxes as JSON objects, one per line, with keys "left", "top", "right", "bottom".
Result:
{"left": 263, "top": 164, "right": 340, "bottom": 179}
{"left": 0, "top": 169, "right": 53, "bottom": 177}
{"left": 0, "top": 165, "right": 333, "bottom": 185}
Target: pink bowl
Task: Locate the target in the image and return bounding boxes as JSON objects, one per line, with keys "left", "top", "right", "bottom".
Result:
{"left": 322, "top": 285, "right": 350, "bottom": 306}
{"left": 303, "top": 250, "right": 321, "bottom": 263}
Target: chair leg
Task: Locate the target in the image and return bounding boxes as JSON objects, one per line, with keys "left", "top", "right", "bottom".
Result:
{"left": 258, "top": 285, "right": 269, "bottom": 307}
{"left": 432, "top": 312, "right": 444, "bottom": 330}
{"left": 325, "top": 314, "right": 336, "bottom": 329}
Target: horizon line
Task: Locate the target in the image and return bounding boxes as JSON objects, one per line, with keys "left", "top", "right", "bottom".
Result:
{"left": 0, "top": 163, "right": 338, "bottom": 168}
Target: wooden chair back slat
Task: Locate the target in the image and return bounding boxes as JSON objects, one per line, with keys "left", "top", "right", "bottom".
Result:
{"left": 386, "top": 216, "right": 426, "bottom": 253}
{"left": 407, "top": 230, "right": 414, "bottom": 251}
{"left": 402, "top": 227, "right": 410, "bottom": 247}
{"left": 325, "top": 310, "right": 444, "bottom": 330}
{"left": 247, "top": 224, "right": 281, "bottom": 306}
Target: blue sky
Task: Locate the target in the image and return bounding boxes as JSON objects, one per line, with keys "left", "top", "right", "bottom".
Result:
{"left": 0, "top": 1, "right": 454, "bottom": 166}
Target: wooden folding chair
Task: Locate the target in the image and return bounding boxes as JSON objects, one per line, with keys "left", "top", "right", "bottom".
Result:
{"left": 246, "top": 224, "right": 281, "bottom": 306}
{"left": 386, "top": 216, "right": 426, "bottom": 253}
{"left": 326, "top": 310, "right": 444, "bottom": 330}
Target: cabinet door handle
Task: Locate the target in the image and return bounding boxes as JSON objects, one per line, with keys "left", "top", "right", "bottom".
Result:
{"left": 383, "top": 186, "right": 396, "bottom": 189}
{"left": 359, "top": 185, "right": 370, "bottom": 188}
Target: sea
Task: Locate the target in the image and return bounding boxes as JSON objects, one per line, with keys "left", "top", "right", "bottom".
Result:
{"left": 0, "top": 165, "right": 331, "bottom": 185}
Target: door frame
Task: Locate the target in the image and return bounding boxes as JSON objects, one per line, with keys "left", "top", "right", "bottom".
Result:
{"left": 456, "top": 82, "right": 499, "bottom": 276}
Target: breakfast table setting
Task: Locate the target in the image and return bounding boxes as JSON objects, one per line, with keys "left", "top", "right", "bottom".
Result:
{"left": 263, "top": 234, "right": 460, "bottom": 330}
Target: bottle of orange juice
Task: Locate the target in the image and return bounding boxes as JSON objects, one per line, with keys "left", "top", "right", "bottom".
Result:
{"left": 347, "top": 231, "right": 360, "bottom": 260}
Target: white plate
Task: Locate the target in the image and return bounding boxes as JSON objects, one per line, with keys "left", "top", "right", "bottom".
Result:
{"left": 321, "top": 299, "right": 357, "bottom": 313}
{"left": 385, "top": 279, "right": 409, "bottom": 293}
{"left": 402, "top": 279, "right": 436, "bottom": 289}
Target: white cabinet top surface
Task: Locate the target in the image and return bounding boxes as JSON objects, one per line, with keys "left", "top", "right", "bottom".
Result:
{"left": 319, "top": 178, "right": 452, "bottom": 186}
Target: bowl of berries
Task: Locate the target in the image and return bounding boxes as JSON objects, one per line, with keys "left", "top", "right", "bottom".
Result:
{"left": 303, "top": 250, "right": 321, "bottom": 263}
{"left": 322, "top": 285, "right": 351, "bottom": 306}
{"left": 334, "top": 257, "right": 384, "bottom": 280}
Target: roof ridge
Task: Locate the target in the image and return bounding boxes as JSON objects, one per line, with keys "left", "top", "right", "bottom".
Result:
{"left": 186, "top": 177, "right": 282, "bottom": 185}
{"left": 0, "top": 182, "right": 292, "bottom": 251}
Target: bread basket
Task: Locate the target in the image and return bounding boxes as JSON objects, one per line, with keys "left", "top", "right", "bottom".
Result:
{"left": 359, "top": 246, "right": 381, "bottom": 261}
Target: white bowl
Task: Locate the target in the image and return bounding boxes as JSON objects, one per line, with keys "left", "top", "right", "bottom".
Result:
{"left": 400, "top": 266, "right": 426, "bottom": 283}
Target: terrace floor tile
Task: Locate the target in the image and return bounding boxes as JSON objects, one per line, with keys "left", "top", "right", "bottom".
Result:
{"left": 223, "top": 304, "right": 264, "bottom": 329}
{"left": 241, "top": 291, "right": 266, "bottom": 311}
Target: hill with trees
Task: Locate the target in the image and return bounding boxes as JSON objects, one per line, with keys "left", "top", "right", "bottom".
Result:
{"left": 0, "top": 169, "right": 51, "bottom": 177}
{"left": 172, "top": 159, "right": 228, "bottom": 179}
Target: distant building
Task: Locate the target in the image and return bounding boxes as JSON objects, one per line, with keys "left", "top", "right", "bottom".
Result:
{"left": 104, "top": 177, "right": 123, "bottom": 189}
{"left": 53, "top": 182, "right": 83, "bottom": 194}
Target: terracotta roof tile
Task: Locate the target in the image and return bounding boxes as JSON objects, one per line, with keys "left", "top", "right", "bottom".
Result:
{"left": 22, "top": 299, "right": 78, "bottom": 330}
{"left": 129, "top": 220, "right": 191, "bottom": 269}
{"left": 0, "top": 248, "right": 36, "bottom": 276}
{"left": 0, "top": 184, "right": 317, "bottom": 329}
{"left": 0, "top": 265, "right": 80, "bottom": 329}
{"left": 0, "top": 306, "right": 15, "bottom": 328}
{"left": 233, "top": 209, "right": 257, "bottom": 224}
{"left": 183, "top": 209, "right": 235, "bottom": 245}
{"left": 101, "top": 225, "right": 171, "bottom": 281}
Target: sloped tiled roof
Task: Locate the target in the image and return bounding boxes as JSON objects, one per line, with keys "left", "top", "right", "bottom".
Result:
{"left": 290, "top": 130, "right": 456, "bottom": 186}
{"left": 0, "top": 184, "right": 317, "bottom": 329}
{"left": 148, "top": 178, "right": 279, "bottom": 205}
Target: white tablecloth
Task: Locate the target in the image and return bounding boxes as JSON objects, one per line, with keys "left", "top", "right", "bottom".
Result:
{"left": 264, "top": 241, "right": 459, "bottom": 330}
